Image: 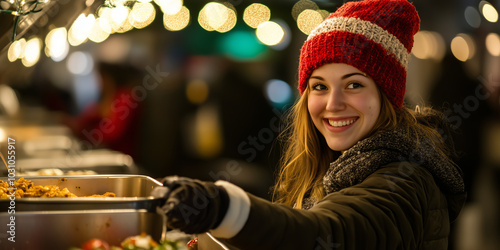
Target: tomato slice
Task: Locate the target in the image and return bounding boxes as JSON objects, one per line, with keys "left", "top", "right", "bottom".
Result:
{"left": 81, "top": 238, "right": 110, "bottom": 250}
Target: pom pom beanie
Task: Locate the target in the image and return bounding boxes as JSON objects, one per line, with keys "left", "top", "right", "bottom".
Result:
{"left": 298, "top": 0, "right": 420, "bottom": 108}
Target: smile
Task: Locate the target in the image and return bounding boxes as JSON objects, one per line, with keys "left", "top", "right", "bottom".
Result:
{"left": 326, "top": 118, "right": 358, "bottom": 127}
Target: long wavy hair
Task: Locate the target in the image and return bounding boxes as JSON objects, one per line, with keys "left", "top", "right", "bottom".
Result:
{"left": 273, "top": 87, "right": 456, "bottom": 208}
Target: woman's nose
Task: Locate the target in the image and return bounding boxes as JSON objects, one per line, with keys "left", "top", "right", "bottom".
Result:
{"left": 325, "top": 89, "right": 346, "bottom": 111}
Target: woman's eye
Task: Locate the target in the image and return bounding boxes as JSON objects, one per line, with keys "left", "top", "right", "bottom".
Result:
{"left": 312, "top": 83, "right": 327, "bottom": 91}
{"left": 347, "top": 82, "right": 363, "bottom": 89}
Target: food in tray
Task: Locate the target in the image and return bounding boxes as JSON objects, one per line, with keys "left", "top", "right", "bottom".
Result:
{"left": 18, "top": 168, "right": 98, "bottom": 176}
{"left": 70, "top": 233, "right": 182, "bottom": 250}
{"left": 0, "top": 177, "right": 116, "bottom": 198}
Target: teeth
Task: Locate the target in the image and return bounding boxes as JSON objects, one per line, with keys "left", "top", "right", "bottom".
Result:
{"left": 328, "top": 119, "right": 356, "bottom": 127}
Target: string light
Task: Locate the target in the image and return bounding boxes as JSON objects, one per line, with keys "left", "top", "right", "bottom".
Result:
{"left": 0, "top": 0, "right": 51, "bottom": 41}
{"left": 2, "top": 0, "right": 496, "bottom": 70}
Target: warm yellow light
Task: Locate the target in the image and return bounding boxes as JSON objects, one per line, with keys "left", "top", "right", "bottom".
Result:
{"left": 45, "top": 27, "right": 69, "bottom": 62}
{"left": 155, "top": 0, "right": 183, "bottom": 15}
{"left": 297, "top": 9, "right": 324, "bottom": 35}
{"left": 0, "top": 128, "right": 5, "bottom": 142}
{"left": 204, "top": 2, "right": 228, "bottom": 30}
{"left": 482, "top": 2, "right": 498, "bottom": 22}
{"left": 198, "top": 4, "right": 214, "bottom": 31}
{"left": 22, "top": 37, "right": 41, "bottom": 67}
{"left": 451, "top": 34, "right": 475, "bottom": 62}
{"left": 256, "top": 21, "right": 284, "bottom": 46}
{"left": 186, "top": 79, "right": 209, "bottom": 104}
{"left": 68, "top": 13, "right": 95, "bottom": 46}
{"left": 412, "top": 31, "right": 446, "bottom": 61}
{"left": 486, "top": 33, "right": 500, "bottom": 56}
{"left": 115, "top": 17, "right": 133, "bottom": 33}
{"left": 317, "top": 10, "right": 330, "bottom": 19}
{"left": 7, "top": 38, "right": 26, "bottom": 62}
{"left": 193, "top": 105, "right": 223, "bottom": 159}
{"left": 98, "top": 7, "right": 114, "bottom": 33}
{"left": 291, "top": 0, "right": 318, "bottom": 20}
{"left": 88, "top": 18, "right": 110, "bottom": 43}
{"left": 163, "top": 5, "right": 189, "bottom": 31}
{"left": 129, "top": 2, "right": 156, "bottom": 29}
{"left": 243, "top": 3, "right": 270, "bottom": 28}
{"left": 110, "top": 4, "right": 130, "bottom": 28}
{"left": 214, "top": 3, "right": 236, "bottom": 33}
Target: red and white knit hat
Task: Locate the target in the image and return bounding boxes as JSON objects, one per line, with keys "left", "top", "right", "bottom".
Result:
{"left": 298, "top": 0, "right": 420, "bottom": 108}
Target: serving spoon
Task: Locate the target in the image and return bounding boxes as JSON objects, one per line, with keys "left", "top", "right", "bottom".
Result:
{"left": 0, "top": 151, "right": 9, "bottom": 174}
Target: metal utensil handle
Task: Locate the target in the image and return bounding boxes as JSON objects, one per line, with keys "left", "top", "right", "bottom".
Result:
{"left": 156, "top": 205, "right": 168, "bottom": 242}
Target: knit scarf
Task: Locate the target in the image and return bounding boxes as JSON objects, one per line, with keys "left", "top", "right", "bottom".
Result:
{"left": 302, "top": 127, "right": 465, "bottom": 210}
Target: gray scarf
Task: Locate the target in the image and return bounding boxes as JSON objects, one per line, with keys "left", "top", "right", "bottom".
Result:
{"left": 303, "top": 127, "right": 465, "bottom": 210}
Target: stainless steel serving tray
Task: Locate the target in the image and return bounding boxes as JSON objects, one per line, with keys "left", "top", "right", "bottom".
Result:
{"left": 0, "top": 209, "right": 163, "bottom": 250}
{"left": 0, "top": 175, "right": 163, "bottom": 212}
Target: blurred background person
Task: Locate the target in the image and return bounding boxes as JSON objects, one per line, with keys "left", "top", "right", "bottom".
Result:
{"left": 61, "top": 62, "right": 144, "bottom": 159}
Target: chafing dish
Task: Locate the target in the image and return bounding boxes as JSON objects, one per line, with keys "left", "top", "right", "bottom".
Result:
{"left": 0, "top": 175, "right": 166, "bottom": 249}
{"left": 0, "top": 175, "right": 163, "bottom": 212}
{"left": 0, "top": 209, "right": 163, "bottom": 250}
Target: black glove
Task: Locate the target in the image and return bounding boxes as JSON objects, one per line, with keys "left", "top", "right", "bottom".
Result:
{"left": 153, "top": 176, "right": 230, "bottom": 234}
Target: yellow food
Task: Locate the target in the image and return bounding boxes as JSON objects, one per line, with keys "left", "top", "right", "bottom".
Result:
{"left": 0, "top": 177, "right": 116, "bottom": 198}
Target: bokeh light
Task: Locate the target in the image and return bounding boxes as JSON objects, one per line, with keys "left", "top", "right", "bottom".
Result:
{"left": 215, "top": 2, "right": 237, "bottom": 33}
{"left": 297, "top": 9, "right": 324, "bottom": 35}
{"left": 88, "top": 18, "right": 111, "bottom": 43}
{"left": 480, "top": 1, "right": 498, "bottom": 23}
{"left": 129, "top": 2, "right": 156, "bottom": 29}
{"left": 265, "top": 79, "right": 293, "bottom": 106}
{"left": 110, "top": 4, "right": 129, "bottom": 28}
{"left": 198, "top": 2, "right": 236, "bottom": 33}
{"left": 45, "top": 27, "right": 69, "bottom": 62}
{"left": 256, "top": 21, "right": 284, "bottom": 46}
{"left": 243, "top": 3, "right": 271, "bottom": 28}
{"left": 22, "top": 37, "right": 42, "bottom": 67}
{"left": 218, "top": 30, "right": 267, "bottom": 61}
{"left": 114, "top": 17, "right": 134, "bottom": 33}
{"left": 451, "top": 34, "right": 476, "bottom": 62}
{"left": 291, "top": 0, "right": 318, "bottom": 20}
{"left": 7, "top": 38, "right": 26, "bottom": 62}
{"left": 465, "top": 6, "right": 481, "bottom": 28}
{"left": 163, "top": 5, "right": 190, "bottom": 31}
{"left": 486, "top": 33, "right": 500, "bottom": 56}
{"left": 155, "top": 0, "right": 182, "bottom": 15}
{"left": 98, "top": 7, "right": 114, "bottom": 34}
{"left": 186, "top": 79, "right": 209, "bottom": 104}
{"left": 202, "top": 2, "right": 227, "bottom": 30}
{"left": 412, "top": 31, "right": 446, "bottom": 61}
{"left": 68, "top": 13, "right": 95, "bottom": 46}
{"left": 67, "top": 51, "right": 94, "bottom": 75}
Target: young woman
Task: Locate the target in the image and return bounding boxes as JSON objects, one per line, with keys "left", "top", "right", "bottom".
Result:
{"left": 154, "top": 0, "right": 466, "bottom": 249}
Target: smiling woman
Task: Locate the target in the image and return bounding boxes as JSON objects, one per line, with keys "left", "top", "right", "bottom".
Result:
{"left": 307, "top": 63, "right": 381, "bottom": 151}
{"left": 150, "top": 1, "right": 467, "bottom": 249}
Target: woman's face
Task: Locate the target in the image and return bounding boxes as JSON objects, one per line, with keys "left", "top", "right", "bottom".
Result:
{"left": 307, "top": 63, "right": 381, "bottom": 151}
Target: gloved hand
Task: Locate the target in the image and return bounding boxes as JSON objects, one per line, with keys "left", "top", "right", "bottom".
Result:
{"left": 151, "top": 176, "right": 230, "bottom": 234}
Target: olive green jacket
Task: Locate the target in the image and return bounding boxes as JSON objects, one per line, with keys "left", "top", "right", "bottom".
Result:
{"left": 226, "top": 162, "right": 466, "bottom": 249}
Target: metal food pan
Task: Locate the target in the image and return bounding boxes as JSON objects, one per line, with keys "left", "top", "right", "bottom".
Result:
{"left": 0, "top": 175, "right": 164, "bottom": 212}
{"left": 0, "top": 209, "right": 163, "bottom": 250}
